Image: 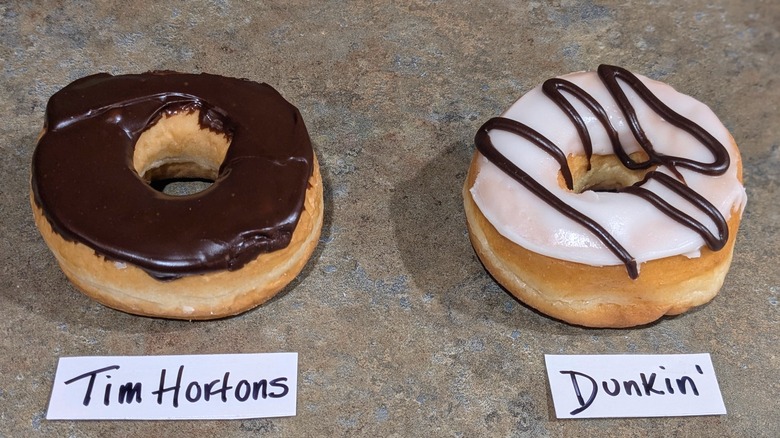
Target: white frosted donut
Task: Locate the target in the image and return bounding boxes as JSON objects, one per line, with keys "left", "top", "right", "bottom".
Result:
{"left": 464, "top": 65, "right": 746, "bottom": 327}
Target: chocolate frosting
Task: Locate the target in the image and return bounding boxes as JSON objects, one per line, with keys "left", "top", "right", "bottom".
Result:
{"left": 475, "top": 65, "right": 730, "bottom": 279}
{"left": 32, "top": 72, "right": 313, "bottom": 279}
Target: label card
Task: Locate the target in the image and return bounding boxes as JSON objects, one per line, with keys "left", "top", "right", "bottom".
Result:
{"left": 47, "top": 353, "right": 297, "bottom": 420}
{"left": 545, "top": 354, "right": 726, "bottom": 419}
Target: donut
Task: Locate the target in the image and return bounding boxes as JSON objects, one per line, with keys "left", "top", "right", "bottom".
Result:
{"left": 464, "top": 65, "right": 746, "bottom": 328}
{"left": 30, "top": 72, "right": 323, "bottom": 320}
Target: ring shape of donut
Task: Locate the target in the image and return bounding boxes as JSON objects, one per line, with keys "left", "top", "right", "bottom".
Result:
{"left": 31, "top": 72, "right": 323, "bottom": 319}
{"left": 464, "top": 65, "right": 746, "bottom": 327}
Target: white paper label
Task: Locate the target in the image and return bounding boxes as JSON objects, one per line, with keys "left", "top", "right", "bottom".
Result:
{"left": 47, "top": 353, "right": 297, "bottom": 420}
{"left": 545, "top": 354, "right": 726, "bottom": 419}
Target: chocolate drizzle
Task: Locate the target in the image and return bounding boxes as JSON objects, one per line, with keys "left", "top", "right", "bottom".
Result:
{"left": 474, "top": 65, "right": 731, "bottom": 279}
{"left": 32, "top": 72, "right": 313, "bottom": 279}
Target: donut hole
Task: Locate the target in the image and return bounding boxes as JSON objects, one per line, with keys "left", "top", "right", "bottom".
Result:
{"left": 566, "top": 153, "right": 656, "bottom": 193}
{"left": 133, "top": 111, "right": 231, "bottom": 196}
{"left": 148, "top": 175, "right": 214, "bottom": 196}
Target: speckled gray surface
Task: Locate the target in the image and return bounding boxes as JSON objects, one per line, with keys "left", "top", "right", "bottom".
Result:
{"left": 1, "top": 1, "right": 778, "bottom": 436}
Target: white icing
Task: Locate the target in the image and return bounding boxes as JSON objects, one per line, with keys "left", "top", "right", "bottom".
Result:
{"left": 470, "top": 70, "right": 747, "bottom": 266}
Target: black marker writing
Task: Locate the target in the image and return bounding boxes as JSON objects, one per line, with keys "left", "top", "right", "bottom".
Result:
{"left": 152, "top": 365, "right": 184, "bottom": 408}
{"left": 560, "top": 371, "right": 598, "bottom": 415}
{"left": 63, "top": 365, "right": 120, "bottom": 406}
{"left": 117, "top": 381, "right": 143, "bottom": 404}
{"left": 61, "top": 362, "right": 291, "bottom": 411}
{"left": 151, "top": 366, "right": 290, "bottom": 407}
{"left": 560, "top": 364, "right": 705, "bottom": 415}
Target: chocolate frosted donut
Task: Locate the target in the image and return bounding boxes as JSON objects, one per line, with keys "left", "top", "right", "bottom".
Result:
{"left": 31, "top": 72, "right": 324, "bottom": 319}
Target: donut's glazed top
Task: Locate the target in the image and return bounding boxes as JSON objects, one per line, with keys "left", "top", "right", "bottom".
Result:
{"left": 471, "top": 65, "right": 747, "bottom": 278}
{"left": 32, "top": 72, "right": 313, "bottom": 279}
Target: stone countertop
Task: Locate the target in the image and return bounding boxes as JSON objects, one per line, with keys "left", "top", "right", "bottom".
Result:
{"left": 1, "top": 1, "right": 778, "bottom": 436}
